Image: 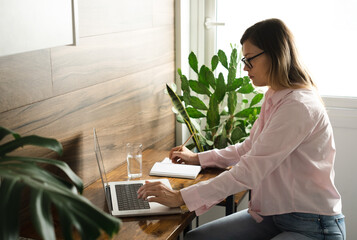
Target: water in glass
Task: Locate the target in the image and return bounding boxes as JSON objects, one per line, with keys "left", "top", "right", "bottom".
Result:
{"left": 127, "top": 153, "right": 142, "bottom": 178}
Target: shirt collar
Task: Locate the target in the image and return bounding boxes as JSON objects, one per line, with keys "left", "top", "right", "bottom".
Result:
{"left": 266, "top": 88, "right": 294, "bottom": 107}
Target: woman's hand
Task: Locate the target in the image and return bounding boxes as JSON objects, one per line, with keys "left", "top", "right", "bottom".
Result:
{"left": 169, "top": 146, "right": 200, "bottom": 165}
{"left": 137, "top": 181, "right": 184, "bottom": 208}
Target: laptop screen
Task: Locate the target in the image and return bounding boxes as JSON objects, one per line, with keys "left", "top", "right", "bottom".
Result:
{"left": 93, "top": 128, "right": 112, "bottom": 211}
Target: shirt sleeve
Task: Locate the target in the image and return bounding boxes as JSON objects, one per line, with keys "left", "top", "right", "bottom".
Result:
{"left": 181, "top": 98, "right": 319, "bottom": 215}
{"left": 198, "top": 122, "right": 257, "bottom": 169}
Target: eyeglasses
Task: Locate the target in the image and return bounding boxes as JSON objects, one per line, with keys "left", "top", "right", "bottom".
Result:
{"left": 241, "top": 51, "right": 265, "bottom": 69}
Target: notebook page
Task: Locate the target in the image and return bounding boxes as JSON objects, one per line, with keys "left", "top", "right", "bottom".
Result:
{"left": 149, "top": 158, "right": 202, "bottom": 179}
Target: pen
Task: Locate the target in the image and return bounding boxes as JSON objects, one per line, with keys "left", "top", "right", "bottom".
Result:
{"left": 178, "top": 133, "right": 194, "bottom": 151}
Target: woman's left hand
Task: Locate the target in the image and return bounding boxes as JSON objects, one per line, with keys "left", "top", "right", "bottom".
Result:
{"left": 137, "top": 181, "right": 184, "bottom": 208}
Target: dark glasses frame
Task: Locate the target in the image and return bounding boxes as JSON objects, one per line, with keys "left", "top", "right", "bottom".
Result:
{"left": 241, "top": 51, "right": 265, "bottom": 69}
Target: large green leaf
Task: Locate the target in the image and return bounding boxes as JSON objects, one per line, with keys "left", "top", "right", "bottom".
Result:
{"left": 228, "top": 91, "right": 238, "bottom": 115}
{"left": 217, "top": 128, "right": 228, "bottom": 149}
{"left": 231, "top": 126, "right": 246, "bottom": 144}
{"left": 227, "top": 48, "right": 237, "bottom": 86}
{"left": 58, "top": 205, "right": 76, "bottom": 240}
{"left": 0, "top": 161, "right": 79, "bottom": 196}
{"left": 54, "top": 194, "right": 101, "bottom": 239}
{"left": 250, "top": 93, "right": 264, "bottom": 107}
{"left": 56, "top": 191, "right": 120, "bottom": 239}
{"left": 189, "top": 119, "right": 214, "bottom": 149}
{"left": 0, "top": 135, "right": 63, "bottom": 156}
{"left": 227, "top": 77, "right": 243, "bottom": 91}
{"left": 189, "top": 96, "right": 208, "bottom": 110}
{"left": 189, "top": 80, "right": 211, "bottom": 96}
{"left": 198, "top": 65, "right": 210, "bottom": 88}
{"left": 211, "top": 55, "right": 219, "bottom": 71}
{"left": 183, "top": 90, "right": 191, "bottom": 106}
{"left": 190, "top": 119, "right": 211, "bottom": 147}
{"left": 205, "top": 67, "right": 216, "bottom": 89}
{"left": 186, "top": 107, "right": 206, "bottom": 118}
{"left": 0, "top": 126, "right": 20, "bottom": 141}
{"left": 207, "top": 95, "right": 220, "bottom": 133}
{"left": 237, "top": 82, "right": 255, "bottom": 94}
{"left": 227, "top": 65, "right": 237, "bottom": 87}
{"left": 2, "top": 155, "right": 83, "bottom": 193}
{"left": 30, "top": 189, "right": 55, "bottom": 240}
{"left": 229, "top": 48, "right": 238, "bottom": 69}
{"left": 179, "top": 72, "right": 190, "bottom": 92}
{"left": 214, "top": 73, "right": 226, "bottom": 103}
{"left": 243, "top": 76, "right": 251, "bottom": 84}
{"left": 235, "top": 107, "right": 261, "bottom": 118}
{"left": 0, "top": 127, "right": 121, "bottom": 239}
{"left": 0, "top": 163, "right": 121, "bottom": 240}
{"left": 218, "top": 50, "right": 228, "bottom": 69}
{"left": 0, "top": 178, "right": 23, "bottom": 240}
{"left": 166, "top": 84, "right": 191, "bottom": 123}
{"left": 166, "top": 84, "right": 204, "bottom": 152}
{"left": 188, "top": 52, "right": 198, "bottom": 74}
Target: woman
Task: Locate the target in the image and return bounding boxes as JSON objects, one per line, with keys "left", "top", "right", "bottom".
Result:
{"left": 137, "top": 18, "right": 346, "bottom": 240}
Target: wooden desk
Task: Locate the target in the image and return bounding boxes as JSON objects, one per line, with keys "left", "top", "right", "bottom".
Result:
{"left": 83, "top": 149, "right": 246, "bottom": 240}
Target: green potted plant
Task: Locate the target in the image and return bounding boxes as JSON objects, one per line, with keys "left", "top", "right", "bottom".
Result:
{"left": 0, "top": 126, "right": 121, "bottom": 240}
{"left": 167, "top": 46, "right": 263, "bottom": 151}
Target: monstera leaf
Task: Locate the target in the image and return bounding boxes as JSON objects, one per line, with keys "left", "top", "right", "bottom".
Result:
{"left": 0, "top": 126, "right": 121, "bottom": 240}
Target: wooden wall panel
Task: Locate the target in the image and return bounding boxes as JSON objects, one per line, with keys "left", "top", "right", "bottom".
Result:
{"left": 0, "top": 63, "right": 175, "bottom": 186}
{"left": 0, "top": 49, "right": 52, "bottom": 112}
{"left": 51, "top": 26, "right": 174, "bottom": 95}
{"left": 78, "top": 0, "right": 153, "bottom": 37}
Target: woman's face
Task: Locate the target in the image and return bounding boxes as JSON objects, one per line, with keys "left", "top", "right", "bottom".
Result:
{"left": 242, "top": 40, "right": 270, "bottom": 87}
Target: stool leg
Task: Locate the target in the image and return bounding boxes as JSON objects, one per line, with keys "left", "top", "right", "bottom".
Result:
{"left": 183, "top": 221, "right": 192, "bottom": 235}
{"left": 225, "top": 195, "right": 235, "bottom": 216}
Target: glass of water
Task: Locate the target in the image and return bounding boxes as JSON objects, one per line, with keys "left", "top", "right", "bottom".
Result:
{"left": 126, "top": 143, "right": 142, "bottom": 179}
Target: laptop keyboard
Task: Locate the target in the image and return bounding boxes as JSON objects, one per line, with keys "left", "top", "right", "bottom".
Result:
{"left": 115, "top": 183, "right": 150, "bottom": 211}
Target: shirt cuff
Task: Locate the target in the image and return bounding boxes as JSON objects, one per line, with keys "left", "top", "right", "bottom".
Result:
{"left": 180, "top": 184, "right": 202, "bottom": 210}
{"left": 180, "top": 185, "right": 214, "bottom": 216}
{"left": 198, "top": 150, "right": 216, "bottom": 168}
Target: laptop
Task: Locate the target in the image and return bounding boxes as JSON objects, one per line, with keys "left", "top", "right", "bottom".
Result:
{"left": 93, "top": 128, "right": 182, "bottom": 217}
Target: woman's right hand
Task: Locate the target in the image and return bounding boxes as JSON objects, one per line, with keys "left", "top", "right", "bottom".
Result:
{"left": 169, "top": 146, "right": 200, "bottom": 165}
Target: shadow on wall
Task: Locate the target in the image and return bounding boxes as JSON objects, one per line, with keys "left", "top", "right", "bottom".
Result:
{"left": 44, "top": 133, "right": 84, "bottom": 182}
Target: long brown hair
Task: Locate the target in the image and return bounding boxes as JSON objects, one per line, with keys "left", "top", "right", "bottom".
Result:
{"left": 240, "top": 18, "right": 316, "bottom": 90}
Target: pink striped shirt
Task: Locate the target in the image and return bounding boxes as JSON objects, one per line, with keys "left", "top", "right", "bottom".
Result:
{"left": 180, "top": 88, "right": 342, "bottom": 221}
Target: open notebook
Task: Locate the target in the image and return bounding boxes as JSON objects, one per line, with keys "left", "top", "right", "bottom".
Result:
{"left": 150, "top": 158, "right": 202, "bottom": 179}
{"left": 93, "top": 129, "right": 181, "bottom": 217}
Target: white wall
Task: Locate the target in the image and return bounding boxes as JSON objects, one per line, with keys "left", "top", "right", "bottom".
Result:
{"left": 334, "top": 128, "right": 356, "bottom": 239}
{"left": 325, "top": 97, "right": 357, "bottom": 239}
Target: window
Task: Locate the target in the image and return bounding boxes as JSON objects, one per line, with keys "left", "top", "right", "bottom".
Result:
{"left": 215, "top": 0, "right": 357, "bottom": 98}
